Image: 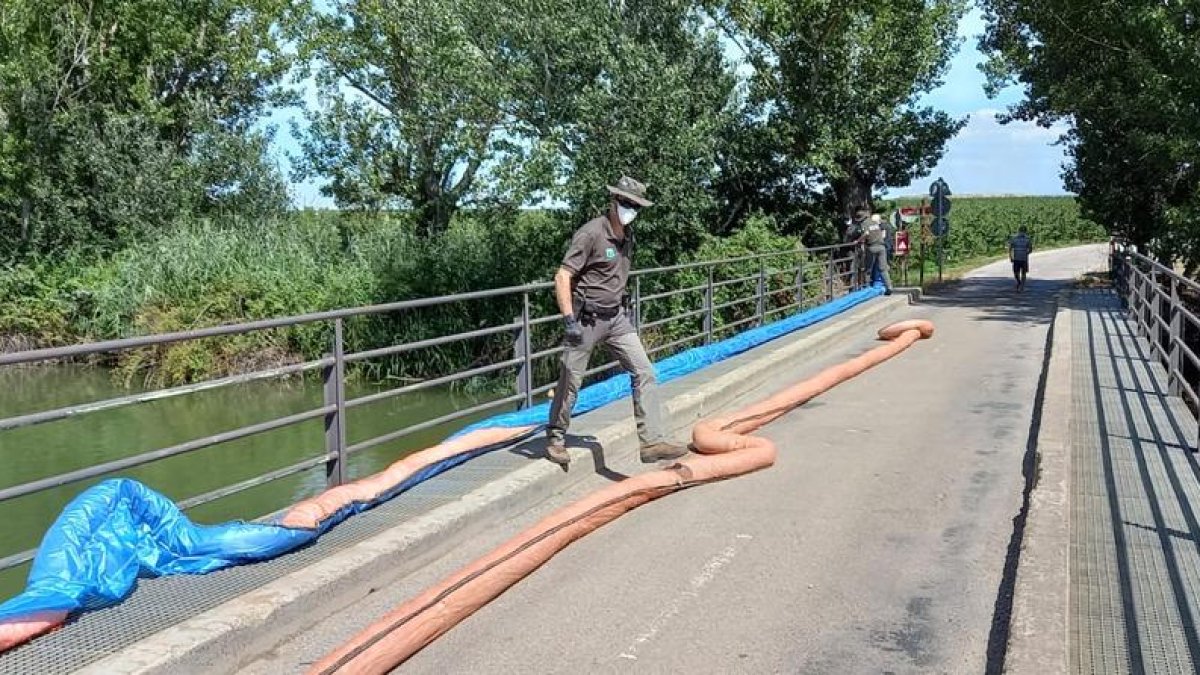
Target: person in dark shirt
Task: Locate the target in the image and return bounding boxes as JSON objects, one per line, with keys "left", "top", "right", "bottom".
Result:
{"left": 545, "top": 176, "right": 689, "bottom": 466}
{"left": 1009, "top": 226, "right": 1034, "bottom": 291}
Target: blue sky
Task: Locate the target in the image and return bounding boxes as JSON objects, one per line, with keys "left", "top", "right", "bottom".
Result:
{"left": 267, "top": 5, "right": 1070, "bottom": 208}
{"left": 884, "top": 6, "right": 1071, "bottom": 198}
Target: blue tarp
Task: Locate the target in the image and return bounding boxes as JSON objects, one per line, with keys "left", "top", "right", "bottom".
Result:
{"left": 0, "top": 284, "right": 881, "bottom": 628}
{"left": 0, "top": 479, "right": 313, "bottom": 621}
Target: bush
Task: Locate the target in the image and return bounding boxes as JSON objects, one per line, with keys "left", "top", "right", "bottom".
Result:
{"left": 0, "top": 198, "right": 1105, "bottom": 385}
{"left": 82, "top": 216, "right": 382, "bottom": 385}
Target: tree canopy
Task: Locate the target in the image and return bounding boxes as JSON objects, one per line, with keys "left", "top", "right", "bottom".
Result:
{"left": 0, "top": 0, "right": 297, "bottom": 259}
{"left": 0, "top": 0, "right": 971, "bottom": 261}
{"left": 707, "top": 0, "right": 968, "bottom": 232}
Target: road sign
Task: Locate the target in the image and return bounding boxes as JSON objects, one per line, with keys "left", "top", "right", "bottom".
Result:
{"left": 929, "top": 178, "right": 951, "bottom": 239}
{"left": 932, "top": 215, "right": 949, "bottom": 237}
{"left": 930, "top": 178, "right": 952, "bottom": 219}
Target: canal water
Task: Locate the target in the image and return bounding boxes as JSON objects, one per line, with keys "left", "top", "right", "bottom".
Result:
{"left": 0, "top": 366, "right": 506, "bottom": 600}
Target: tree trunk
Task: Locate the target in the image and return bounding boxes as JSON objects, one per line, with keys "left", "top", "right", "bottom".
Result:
{"left": 414, "top": 195, "right": 457, "bottom": 238}
{"left": 831, "top": 167, "right": 874, "bottom": 240}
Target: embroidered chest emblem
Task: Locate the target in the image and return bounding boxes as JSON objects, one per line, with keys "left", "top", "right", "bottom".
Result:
{"left": 605, "top": 247, "right": 617, "bottom": 260}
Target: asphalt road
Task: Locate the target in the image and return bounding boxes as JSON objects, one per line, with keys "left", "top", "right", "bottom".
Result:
{"left": 251, "top": 245, "right": 1108, "bottom": 675}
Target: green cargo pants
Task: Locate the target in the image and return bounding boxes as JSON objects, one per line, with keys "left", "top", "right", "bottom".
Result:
{"left": 547, "top": 309, "right": 667, "bottom": 447}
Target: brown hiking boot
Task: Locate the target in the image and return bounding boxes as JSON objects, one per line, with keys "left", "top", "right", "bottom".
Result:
{"left": 640, "top": 441, "right": 689, "bottom": 464}
{"left": 546, "top": 440, "right": 570, "bottom": 466}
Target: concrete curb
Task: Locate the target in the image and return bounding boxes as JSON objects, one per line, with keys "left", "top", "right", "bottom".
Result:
{"left": 1004, "top": 295, "right": 1072, "bottom": 674}
{"left": 78, "top": 292, "right": 918, "bottom": 675}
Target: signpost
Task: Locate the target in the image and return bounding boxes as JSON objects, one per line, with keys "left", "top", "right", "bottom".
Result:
{"left": 930, "top": 178, "right": 952, "bottom": 283}
{"left": 894, "top": 207, "right": 924, "bottom": 286}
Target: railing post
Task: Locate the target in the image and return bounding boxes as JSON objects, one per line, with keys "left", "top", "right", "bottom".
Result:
{"left": 1119, "top": 254, "right": 1131, "bottom": 308}
{"left": 756, "top": 259, "right": 766, "bottom": 327}
{"left": 797, "top": 256, "right": 805, "bottom": 310}
{"left": 703, "top": 265, "right": 714, "bottom": 345}
{"left": 1130, "top": 267, "right": 1141, "bottom": 332}
{"left": 1170, "top": 277, "right": 1182, "bottom": 396}
{"left": 850, "top": 248, "right": 860, "bottom": 291}
{"left": 634, "top": 275, "right": 642, "bottom": 330}
{"left": 825, "top": 254, "right": 834, "bottom": 303}
{"left": 324, "top": 319, "right": 348, "bottom": 488}
{"left": 1151, "top": 268, "right": 1162, "bottom": 360}
{"left": 1138, "top": 270, "right": 1150, "bottom": 339}
{"left": 515, "top": 293, "right": 533, "bottom": 409}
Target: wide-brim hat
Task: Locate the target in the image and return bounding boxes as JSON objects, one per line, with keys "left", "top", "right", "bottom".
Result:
{"left": 607, "top": 175, "right": 654, "bottom": 208}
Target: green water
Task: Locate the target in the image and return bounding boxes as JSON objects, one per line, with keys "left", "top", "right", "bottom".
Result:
{"left": 0, "top": 366, "right": 504, "bottom": 600}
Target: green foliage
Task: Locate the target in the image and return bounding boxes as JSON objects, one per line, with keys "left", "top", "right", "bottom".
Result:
{"left": 0, "top": 0, "right": 297, "bottom": 259}
{"left": 553, "top": 12, "right": 735, "bottom": 265}
{"left": 84, "top": 216, "right": 379, "bottom": 385}
{"left": 708, "top": 0, "right": 969, "bottom": 227}
{"left": 639, "top": 213, "right": 832, "bottom": 348}
{"left": 294, "top": 0, "right": 734, "bottom": 257}
{"left": 888, "top": 196, "right": 1106, "bottom": 263}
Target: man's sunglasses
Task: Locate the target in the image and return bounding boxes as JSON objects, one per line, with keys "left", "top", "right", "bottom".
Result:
{"left": 616, "top": 198, "right": 643, "bottom": 210}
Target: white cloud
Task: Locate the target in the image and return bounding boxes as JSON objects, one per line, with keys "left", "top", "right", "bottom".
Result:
{"left": 885, "top": 108, "right": 1072, "bottom": 196}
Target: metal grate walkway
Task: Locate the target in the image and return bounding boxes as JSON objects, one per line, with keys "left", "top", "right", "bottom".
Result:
{"left": 1071, "top": 290, "right": 1200, "bottom": 674}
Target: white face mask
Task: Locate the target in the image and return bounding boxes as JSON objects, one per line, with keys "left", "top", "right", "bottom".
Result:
{"left": 617, "top": 204, "right": 638, "bottom": 225}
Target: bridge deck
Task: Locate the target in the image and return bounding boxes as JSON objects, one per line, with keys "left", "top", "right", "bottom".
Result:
{"left": 0, "top": 293, "right": 890, "bottom": 675}
{"left": 1071, "top": 290, "right": 1200, "bottom": 674}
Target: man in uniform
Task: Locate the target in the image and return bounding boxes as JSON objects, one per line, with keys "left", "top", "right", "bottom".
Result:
{"left": 545, "top": 176, "right": 689, "bottom": 466}
{"left": 1009, "top": 226, "right": 1034, "bottom": 291}
{"left": 857, "top": 211, "right": 894, "bottom": 295}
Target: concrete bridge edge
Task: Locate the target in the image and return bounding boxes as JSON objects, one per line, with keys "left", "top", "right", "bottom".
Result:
{"left": 1003, "top": 292, "right": 1073, "bottom": 674}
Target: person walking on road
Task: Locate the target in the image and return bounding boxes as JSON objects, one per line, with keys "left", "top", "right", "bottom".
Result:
{"left": 545, "top": 176, "right": 689, "bottom": 466}
{"left": 858, "top": 211, "right": 894, "bottom": 295}
{"left": 1009, "top": 226, "right": 1034, "bottom": 291}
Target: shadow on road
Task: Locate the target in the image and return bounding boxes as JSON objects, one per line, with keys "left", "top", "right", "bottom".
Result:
{"left": 916, "top": 275, "right": 1066, "bottom": 327}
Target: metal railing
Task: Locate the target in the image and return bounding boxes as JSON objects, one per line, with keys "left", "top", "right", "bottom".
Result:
{"left": 1109, "top": 242, "right": 1200, "bottom": 451}
{"left": 0, "top": 241, "right": 864, "bottom": 573}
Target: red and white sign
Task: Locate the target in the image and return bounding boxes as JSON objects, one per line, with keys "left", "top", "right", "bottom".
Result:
{"left": 895, "top": 230, "right": 910, "bottom": 257}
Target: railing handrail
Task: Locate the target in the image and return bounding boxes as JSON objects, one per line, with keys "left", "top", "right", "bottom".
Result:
{"left": 0, "top": 246, "right": 841, "bottom": 368}
{"left": 1112, "top": 242, "right": 1200, "bottom": 295}
{"left": 0, "top": 240, "right": 865, "bottom": 573}
{"left": 1109, "top": 243, "right": 1200, "bottom": 457}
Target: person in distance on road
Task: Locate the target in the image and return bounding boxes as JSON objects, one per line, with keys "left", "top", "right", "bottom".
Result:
{"left": 1009, "top": 226, "right": 1034, "bottom": 291}
{"left": 544, "top": 176, "right": 690, "bottom": 467}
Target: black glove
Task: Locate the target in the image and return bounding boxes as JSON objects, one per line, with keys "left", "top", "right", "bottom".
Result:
{"left": 563, "top": 315, "right": 584, "bottom": 347}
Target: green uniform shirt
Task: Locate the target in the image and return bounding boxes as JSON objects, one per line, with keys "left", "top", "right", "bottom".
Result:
{"left": 561, "top": 215, "right": 634, "bottom": 309}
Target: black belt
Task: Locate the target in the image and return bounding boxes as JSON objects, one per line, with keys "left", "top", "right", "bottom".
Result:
{"left": 581, "top": 304, "right": 622, "bottom": 320}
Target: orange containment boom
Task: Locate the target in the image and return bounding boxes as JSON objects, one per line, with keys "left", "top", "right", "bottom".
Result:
{"left": 310, "top": 319, "right": 935, "bottom": 674}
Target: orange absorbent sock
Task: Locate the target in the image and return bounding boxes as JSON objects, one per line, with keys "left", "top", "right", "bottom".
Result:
{"left": 309, "top": 319, "right": 935, "bottom": 674}
{"left": 0, "top": 610, "right": 69, "bottom": 653}
{"left": 278, "top": 426, "right": 537, "bottom": 529}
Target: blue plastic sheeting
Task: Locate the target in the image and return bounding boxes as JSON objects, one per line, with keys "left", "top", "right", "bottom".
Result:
{"left": 453, "top": 284, "right": 883, "bottom": 437}
{"left": 0, "top": 479, "right": 314, "bottom": 622}
{"left": 0, "top": 285, "right": 879, "bottom": 631}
